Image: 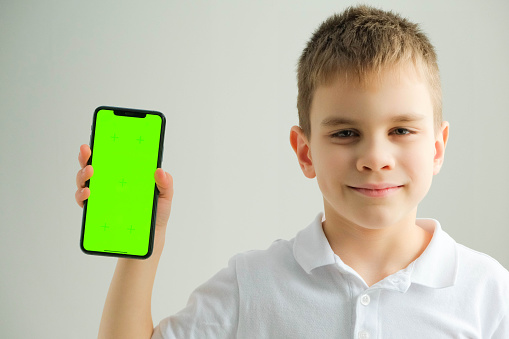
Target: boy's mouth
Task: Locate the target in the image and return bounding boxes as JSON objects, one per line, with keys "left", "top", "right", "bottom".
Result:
{"left": 349, "top": 183, "right": 403, "bottom": 190}
{"left": 348, "top": 184, "right": 404, "bottom": 198}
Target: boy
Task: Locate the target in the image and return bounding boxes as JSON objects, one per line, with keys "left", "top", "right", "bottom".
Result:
{"left": 75, "top": 5, "right": 508, "bottom": 338}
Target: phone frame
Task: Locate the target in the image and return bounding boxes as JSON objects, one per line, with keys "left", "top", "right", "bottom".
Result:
{"left": 80, "top": 106, "right": 166, "bottom": 259}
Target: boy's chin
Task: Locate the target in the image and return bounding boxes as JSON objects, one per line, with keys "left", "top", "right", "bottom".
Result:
{"left": 357, "top": 209, "right": 419, "bottom": 231}
{"left": 324, "top": 197, "right": 418, "bottom": 229}
{"left": 329, "top": 206, "right": 412, "bottom": 230}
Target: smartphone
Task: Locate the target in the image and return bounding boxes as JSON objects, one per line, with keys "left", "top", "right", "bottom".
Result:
{"left": 80, "top": 106, "right": 166, "bottom": 259}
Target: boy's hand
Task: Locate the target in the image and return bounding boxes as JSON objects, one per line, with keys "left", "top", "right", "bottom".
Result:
{"left": 75, "top": 144, "right": 174, "bottom": 247}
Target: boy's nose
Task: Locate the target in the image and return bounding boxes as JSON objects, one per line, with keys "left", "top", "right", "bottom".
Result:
{"left": 355, "top": 142, "right": 396, "bottom": 172}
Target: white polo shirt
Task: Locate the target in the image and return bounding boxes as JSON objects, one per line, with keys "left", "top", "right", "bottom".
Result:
{"left": 152, "top": 212, "right": 509, "bottom": 338}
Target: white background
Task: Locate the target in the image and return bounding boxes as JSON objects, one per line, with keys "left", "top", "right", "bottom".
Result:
{"left": 1, "top": 0, "right": 508, "bottom": 337}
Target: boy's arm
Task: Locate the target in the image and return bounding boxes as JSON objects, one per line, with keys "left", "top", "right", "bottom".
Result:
{"left": 98, "top": 235, "right": 165, "bottom": 339}
{"left": 76, "top": 144, "right": 174, "bottom": 339}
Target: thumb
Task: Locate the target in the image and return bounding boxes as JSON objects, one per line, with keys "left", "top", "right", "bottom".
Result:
{"left": 154, "top": 168, "right": 173, "bottom": 199}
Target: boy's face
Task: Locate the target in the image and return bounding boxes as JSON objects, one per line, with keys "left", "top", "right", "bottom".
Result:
{"left": 291, "top": 64, "right": 449, "bottom": 230}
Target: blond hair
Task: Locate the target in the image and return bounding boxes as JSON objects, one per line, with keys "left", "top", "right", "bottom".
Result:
{"left": 297, "top": 4, "right": 442, "bottom": 139}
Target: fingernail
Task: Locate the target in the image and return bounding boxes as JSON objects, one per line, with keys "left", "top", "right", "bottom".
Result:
{"left": 82, "top": 167, "right": 86, "bottom": 174}
{"left": 81, "top": 188, "right": 84, "bottom": 193}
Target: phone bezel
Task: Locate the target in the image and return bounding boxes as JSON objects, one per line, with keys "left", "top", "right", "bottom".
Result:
{"left": 80, "top": 106, "right": 166, "bottom": 260}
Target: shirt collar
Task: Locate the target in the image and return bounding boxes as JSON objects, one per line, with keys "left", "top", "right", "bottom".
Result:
{"left": 411, "top": 217, "right": 458, "bottom": 288}
{"left": 293, "top": 212, "right": 336, "bottom": 274}
{"left": 293, "top": 212, "right": 458, "bottom": 289}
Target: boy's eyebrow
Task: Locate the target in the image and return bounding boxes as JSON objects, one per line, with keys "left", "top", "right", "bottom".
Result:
{"left": 320, "top": 113, "right": 426, "bottom": 127}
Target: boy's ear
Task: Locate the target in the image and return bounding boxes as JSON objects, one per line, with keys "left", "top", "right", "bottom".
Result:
{"left": 290, "top": 126, "right": 316, "bottom": 179}
{"left": 433, "top": 121, "right": 450, "bottom": 175}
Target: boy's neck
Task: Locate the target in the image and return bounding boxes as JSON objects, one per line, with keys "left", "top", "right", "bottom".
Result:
{"left": 322, "top": 208, "right": 433, "bottom": 287}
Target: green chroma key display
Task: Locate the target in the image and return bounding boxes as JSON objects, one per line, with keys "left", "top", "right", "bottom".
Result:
{"left": 80, "top": 106, "right": 166, "bottom": 259}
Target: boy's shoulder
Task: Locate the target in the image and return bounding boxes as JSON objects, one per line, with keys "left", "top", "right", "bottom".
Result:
{"left": 455, "top": 241, "right": 509, "bottom": 286}
{"left": 234, "top": 237, "right": 299, "bottom": 274}
{"left": 452, "top": 242, "right": 509, "bottom": 322}
{"left": 233, "top": 213, "right": 330, "bottom": 277}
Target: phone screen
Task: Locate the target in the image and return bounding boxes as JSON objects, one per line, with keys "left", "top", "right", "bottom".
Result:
{"left": 80, "top": 107, "right": 165, "bottom": 259}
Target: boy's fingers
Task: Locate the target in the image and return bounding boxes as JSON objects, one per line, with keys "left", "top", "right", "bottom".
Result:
{"left": 76, "top": 164, "right": 94, "bottom": 189}
{"left": 76, "top": 167, "right": 84, "bottom": 189}
{"left": 78, "top": 144, "right": 91, "bottom": 169}
{"left": 75, "top": 188, "right": 83, "bottom": 208}
{"left": 77, "top": 145, "right": 94, "bottom": 189}
{"left": 75, "top": 186, "right": 90, "bottom": 208}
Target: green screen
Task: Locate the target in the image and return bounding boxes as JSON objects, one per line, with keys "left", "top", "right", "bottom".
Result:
{"left": 83, "top": 109, "right": 162, "bottom": 257}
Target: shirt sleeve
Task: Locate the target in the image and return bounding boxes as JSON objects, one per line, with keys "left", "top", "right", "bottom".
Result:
{"left": 151, "top": 255, "right": 240, "bottom": 339}
{"left": 492, "top": 311, "right": 508, "bottom": 339}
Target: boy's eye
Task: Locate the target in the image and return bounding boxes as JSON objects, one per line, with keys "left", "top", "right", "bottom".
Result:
{"left": 393, "top": 128, "right": 411, "bottom": 135}
{"left": 331, "top": 130, "right": 357, "bottom": 138}
{"left": 330, "top": 128, "right": 414, "bottom": 139}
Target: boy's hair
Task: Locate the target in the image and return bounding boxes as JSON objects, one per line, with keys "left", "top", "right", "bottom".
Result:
{"left": 297, "top": 4, "right": 442, "bottom": 139}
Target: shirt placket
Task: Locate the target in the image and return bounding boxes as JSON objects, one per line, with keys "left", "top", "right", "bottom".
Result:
{"left": 353, "top": 288, "right": 380, "bottom": 339}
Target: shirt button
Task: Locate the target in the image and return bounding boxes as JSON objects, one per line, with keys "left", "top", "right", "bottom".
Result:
{"left": 358, "top": 330, "right": 370, "bottom": 339}
{"left": 391, "top": 277, "right": 400, "bottom": 284}
{"left": 360, "top": 294, "right": 370, "bottom": 306}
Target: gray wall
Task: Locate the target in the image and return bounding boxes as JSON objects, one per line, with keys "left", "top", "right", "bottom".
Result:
{"left": 1, "top": 0, "right": 508, "bottom": 337}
